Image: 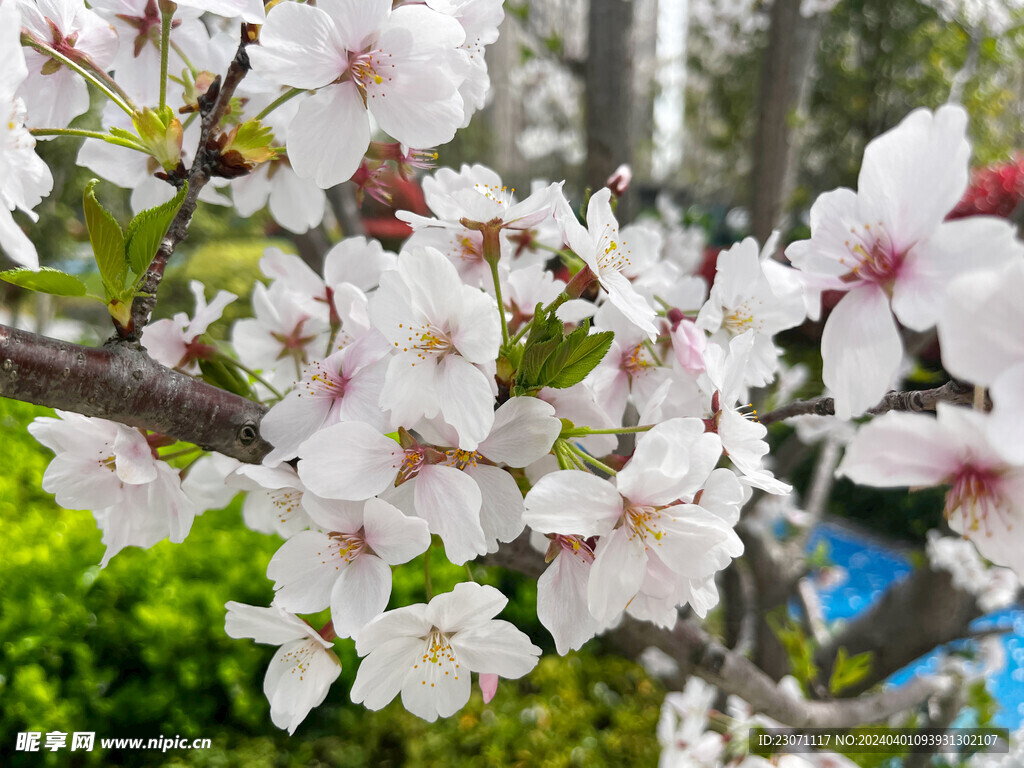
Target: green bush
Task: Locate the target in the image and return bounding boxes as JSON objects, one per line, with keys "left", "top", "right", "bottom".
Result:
{"left": 0, "top": 397, "right": 664, "bottom": 767}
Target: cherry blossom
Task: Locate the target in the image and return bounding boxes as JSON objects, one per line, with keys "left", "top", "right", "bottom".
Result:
{"left": 370, "top": 247, "right": 501, "bottom": 449}
{"left": 229, "top": 463, "right": 317, "bottom": 539}
{"left": 248, "top": 0, "right": 468, "bottom": 187}
{"left": 267, "top": 496, "right": 431, "bottom": 638}
{"left": 16, "top": 0, "right": 118, "bottom": 131}
{"left": 350, "top": 583, "right": 540, "bottom": 722}
{"left": 141, "top": 280, "right": 237, "bottom": 372}
{"left": 224, "top": 602, "right": 341, "bottom": 734}
{"left": 523, "top": 419, "right": 742, "bottom": 625}
{"left": 785, "top": 105, "right": 1020, "bottom": 418}
{"left": 28, "top": 411, "right": 196, "bottom": 565}
{"left": 557, "top": 187, "right": 659, "bottom": 338}
{"left": 838, "top": 403, "right": 1024, "bottom": 579}
{"left": 696, "top": 235, "right": 806, "bottom": 387}
{"left": 0, "top": 0, "right": 53, "bottom": 269}
{"left": 259, "top": 331, "right": 393, "bottom": 466}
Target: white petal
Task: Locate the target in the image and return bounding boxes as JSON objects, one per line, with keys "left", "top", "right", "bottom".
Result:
{"left": 522, "top": 470, "right": 622, "bottom": 537}
{"left": 587, "top": 527, "right": 647, "bottom": 625}
{"left": 466, "top": 464, "right": 525, "bottom": 548}
{"left": 821, "top": 285, "right": 902, "bottom": 420}
{"left": 837, "top": 411, "right": 958, "bottom": 487}
{"left": 437, "top": 355, "right": 495, "bottom": 450}
{"left": 248, "top": 3, "right": 346, "bottom": 89}
{"left": 330, "top": 553, "right": 392, "bottom": 638}
{"left": 429, "top": 582, "right": 508, "bottom": 631}
{"left": 296, "top": 421, "right": 401, "bottom": 500}
{"left": 350, "top": 635, "right": 421, "bottom": 710}
{"left": 362, "top": 497, "right": 432, "bottom": 564}
{"left": 355, "top": 602, "right": 431, "bottom": 655}
{"left": 449, "top": 620, "right": 540, "bottom": 677}
{"left": 479, "top": 397, "right": 561, "bottom": 467}
{"left": 537, "top": 550, "right": 599, "bottom": 655}
{"left": 400, "top": 641, "right": 471, "bottom": 722}
{"left": 892, "top": 217, "right": 1023, "bottom": 331}
{"left": 287, "top": 84, "right": 371, "bottom": 189}
{"left": 224, "top": 601, "right": 312, "bottom": 644}
{"left": 413, "top": 464, "right": 486, "bottom": 565}
{"left": 988, "top": 365, "right": 1024, "bottom": 465}
{"left": 268, "top": 531, "right": 341, "bottom": 613}
{"left": 264, "top": 638, "right": 341, "bottom": 734}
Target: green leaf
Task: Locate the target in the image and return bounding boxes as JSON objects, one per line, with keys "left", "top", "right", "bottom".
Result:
{"left": 547, "top": 327, "right": 614, "bottom": 389}
{"left": 0, "top": 267, "right": 88, "bottom": 297}
{"left": 518, "top": 336, "right": 561, "bottom": 390}
{"left": 83, "top": 179, "right": 126, "bottom": 298}
{"left": 198, "top": 359, "right": 255, "bottom": 399}
{"left": 828, "top": 647, "right": 873, "bottom": 695}
{"left": 125, "top": 182, "right": 188, "bottom": 277}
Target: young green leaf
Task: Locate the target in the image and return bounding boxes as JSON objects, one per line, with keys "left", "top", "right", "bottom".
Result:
{"left": 83, "top": 179, "right": 126, "bottom": 298}
{"left": 548, "top": 330, "right": 614, "bottom": 389}
{"left": 125, "top": 182, "right": 188, "bottom": 277}
{"left": 828, "top": 647, "right": 873, "bottom": 695}
{"left": 0, "top": 267, "right": 88, "bottom": 297}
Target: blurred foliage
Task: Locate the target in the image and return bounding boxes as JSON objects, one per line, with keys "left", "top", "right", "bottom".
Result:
{"left": 0, "top": 396, "right": 664, "bottom": 767}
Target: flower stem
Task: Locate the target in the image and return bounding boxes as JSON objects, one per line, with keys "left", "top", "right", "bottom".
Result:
{"left": 158, "top": 1, "right": 175, "bottom": 111}
{"left": 30, "top": 128, "right": 147, "bottom": 152}
{"left": 169, "top": 38, "right": 197, "bottom": 77}
{"left": 565, "top": 442, "right": 617, "bottom": 476}
{"left": 562, "top": 424, "right": 655, "bottom": 437}
{"left": 20, "top": 35, "right": 134, "bottom": 117}
{"left": 255, "top": 88, "right": 305, "bottom": 121}
{"left": 214, "top": 352, "right": 284, "bottom": 400}
{"left": 488, "top": 256, "right": 510, "bottom": 347}
{"left": 424, "top": 548, "right": 434, "bottom": 600}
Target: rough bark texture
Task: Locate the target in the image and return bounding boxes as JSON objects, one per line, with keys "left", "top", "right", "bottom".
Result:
{"left": 584, "top": 0, "right": 634, "bottom": 218}
{"left": 124, "top": 34, "right": 253, "bottom": 341}
{"left": 0, "top": 324, "right": 271, "bottom": 463}
{"left": 758, "top": 379, "right": 980, "bottom": 426}
{"left": 814, "top": 565, "right": 982, "bottom": 696}
{"left": 750, "top": 0, "right": 823, "bottom": 245}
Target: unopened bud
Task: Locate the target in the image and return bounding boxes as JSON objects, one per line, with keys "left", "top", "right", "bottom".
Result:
{"left": 606, "top": 164, "right": 632, "bottom": 197}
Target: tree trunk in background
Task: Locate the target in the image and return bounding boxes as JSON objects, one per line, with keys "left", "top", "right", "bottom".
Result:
{"left": 585, "top": 0, "right": 635, "bottom": 220}
{"left": 750, "top": 0, "right": 823, "bottom": 247}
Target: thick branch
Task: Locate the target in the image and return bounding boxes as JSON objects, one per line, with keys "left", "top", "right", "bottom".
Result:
{"left": 124, "top": 33, "right": 253, "bottom": 341}
{"left": 485, "top": 535, "right": 953, "bottom": 728}
{"left": 0, "top": 324, "right": 271, "bottom": 463}
{"left": 814, "top": 564, "right": 981, "bottom": 695}
{"left": 759, "top": 380, "right": 979, "bottom": 426}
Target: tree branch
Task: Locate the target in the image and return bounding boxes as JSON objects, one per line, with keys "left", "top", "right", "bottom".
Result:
{"left": 123, "top": 32, "right": 253, "bottom": 342}
{"left": 758, "top": 380, "right": 980, "bottom": 426}
{"left": 0, "top": 324, "right": 271, "bottom": 463}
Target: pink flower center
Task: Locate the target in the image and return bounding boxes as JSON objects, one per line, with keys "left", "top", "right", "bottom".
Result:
{"left": 839, "top": 222, "right": 906, "bottom": 288}
{"left": 327, "top": 530, "right": 366, "bottom": 562}
{"left": 945, "top": 464, "right": 1011, "bottom": 536}
{"left": 621, "top": 343, "right": 654, "bottom": 377}
{"left": 347, "top": 49, "right": 394, "bottom": 94}
{"left": 623, "top": 503, "right": 666, "bottom": 549}
{"left": 303, "top": 360, "right": 349, "bottom": 400}
{"left": 552, "top": 534, "right": 596, "bottom": 564}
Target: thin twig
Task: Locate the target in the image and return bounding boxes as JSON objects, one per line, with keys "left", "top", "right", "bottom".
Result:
{"left": 758, "top": 380, "right": 980, "bottom": 426}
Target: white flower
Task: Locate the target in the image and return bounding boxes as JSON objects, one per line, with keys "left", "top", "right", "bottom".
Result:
{"left": 224, "top": 602, "right": 341, "bottom": 734}
{"left": 268, "top": 497, "right": 431, "bottom": 638}
{"left": 142, "top": 280, "right": 236, "bottom": 372}
{"left": 28, "top": 411, "right": 196, "bottom": 565}
{"left": 838, "top": 403, "right": 1024, "bottom": 580}
{"left": 229, "top": 463, "right": 317, "bottom": 539}
{"left": 0, "top": 0, "right": 54, "bottom": 269}
{"left": 524, "top": 419, "right": 742, "bottom": 625}
{"left": 260, "top": 331, "right": 393, "bottom": 466}
{"left": 535, "top": 534, "right": 601, "bottom": 654}
{"left": 248, "top": 0, "right": 468, "bottom": 188}
{"left": 370, "top": 247, "right": 501, "bottom": 449}
{"left": 697, "top": 235, "right": 806, "bottom": 388}
{"left": 785, "top": 105, "right": 1021, "bottom": 418}
{"left": 938, "top": 260, "right": 1024, "bottom": 464}
{"left": 350, "top": 583, "right": 540, "bottom": 722}
{"left": 16, "top": 0, "right": 118, "bottom": 131}
{"left": 557, "top": 187, "right": 659, "bottom": 338}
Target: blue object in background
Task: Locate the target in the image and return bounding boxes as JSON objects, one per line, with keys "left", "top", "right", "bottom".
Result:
{"left": 802, "top": 523, "right": 1023, "bottom": 729}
